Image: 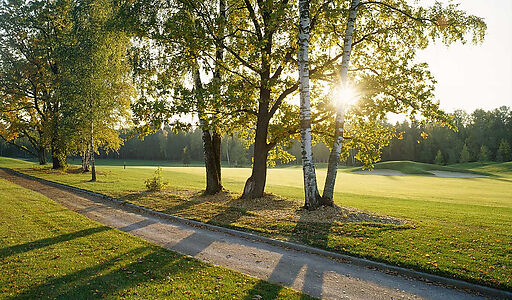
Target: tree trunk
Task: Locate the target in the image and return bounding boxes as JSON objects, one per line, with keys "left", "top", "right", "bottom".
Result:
{"left": 82, "top": 142, "right": 90, "bottom": 172}
{"left": 51, "top": 145, "right": 66, "bottom": 169}
{"left": 90, "top": 122, "right": 96, "bottom": 182}
{"left": 298, "top": 0, "right": 321, "bottom": 209}
{"left": 322, "top": 0, "right": 360, "bottom": 204}
{"left": 201, "top": 124, "right": 223, "bottom": 195}
{"left": 195, "top": 68, "right": 223, "bottom": 195}
{"left": 241, "top": 104, "right": 270, "bottom": 199}
{"left": 225, "top": 137, "right": 230, "bottom": 166}
{"left": 242, "top": 4, "right": 274, "bottom": 200}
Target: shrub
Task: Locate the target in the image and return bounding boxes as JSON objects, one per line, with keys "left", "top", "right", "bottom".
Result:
{"left": 145, "top": 167, "right": 168, "bottom": 191}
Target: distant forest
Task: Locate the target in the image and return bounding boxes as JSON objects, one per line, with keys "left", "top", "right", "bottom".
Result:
{"left": 2, "top": 107, "right": 511, "bottom": 166}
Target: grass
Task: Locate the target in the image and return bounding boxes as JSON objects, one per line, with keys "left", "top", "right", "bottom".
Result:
{"left": 0, "top": 175, "right": 312, "bottom": 299}
{"left": 1, "top": 156, "right": 511, "bottom": 291}
{"left": 349, "top": 160, "right": 490, "bottom": 175}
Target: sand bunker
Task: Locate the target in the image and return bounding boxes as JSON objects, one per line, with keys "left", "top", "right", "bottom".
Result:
{"left": 353, "top": 169, "right": 487, "bottom": 178}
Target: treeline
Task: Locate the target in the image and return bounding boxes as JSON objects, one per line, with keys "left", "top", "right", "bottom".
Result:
{"left": 382, "top": 107, "right": 512, "bottom": 164}
{"left": 6, "top": 107, "right": 509, "bottom": 166}
{"left": 104, "top": 106, "right": 512, "bottom": 165}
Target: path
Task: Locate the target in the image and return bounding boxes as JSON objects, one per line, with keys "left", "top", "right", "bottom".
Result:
{"left": 0, "top": 169, "right": 490, "bottom": 300}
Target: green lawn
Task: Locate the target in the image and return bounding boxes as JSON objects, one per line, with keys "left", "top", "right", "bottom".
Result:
{"left": 0, "top": 175, "right": 311, "bottom": 299}
{"left": 350, "top": 160, "right": 491, "bottom": 175}
{"left": 1, "top": 156, "right": 511, "bottom": 291}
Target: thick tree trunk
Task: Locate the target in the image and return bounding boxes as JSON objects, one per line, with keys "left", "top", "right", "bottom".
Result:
{"left": 212, "top": 130, "right": 222, "bottom": 183}
{"left": 242, "top": 103, "right": 270, "bottom": 199}
{"left": 195, "top": 69, "right": 223, "bottom": 195}
{"left": 51, "top": 145, "right": 66, "bottom": 169}
{"left": 322, "top": 0, "right": 360, "bottom": 204}
{"left": 200, "top": 121, "right": 223, "bottom": 195}
{"left": 242, "top": 4, "right": 274, "bottom": 200}
{"left": 298, "top": 0, "right": 321, "bottom": 209}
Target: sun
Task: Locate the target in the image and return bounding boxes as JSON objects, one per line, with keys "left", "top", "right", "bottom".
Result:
{"left": 333, "top": 84, "right": 359, "bottom": 108}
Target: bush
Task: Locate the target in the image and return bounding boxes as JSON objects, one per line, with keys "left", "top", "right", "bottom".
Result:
{"left": 145, "top": 167, "right": 168, "bottom": 191}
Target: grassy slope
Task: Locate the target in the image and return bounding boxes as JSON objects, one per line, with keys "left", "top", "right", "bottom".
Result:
{"left": 2, "top": 156, "right": 511, "bottom": 290}
{"left": 349, "top": 160, "right": 490, "bottom": 175}
{"left": 0, "top": 176, "right": 311, "bottom": 299}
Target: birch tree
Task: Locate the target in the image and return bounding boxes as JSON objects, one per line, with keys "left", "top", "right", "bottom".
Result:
{"left": 322, "top": 0, "right": 360, "bottom": 205}
{"left": 298, "top": 0, "right": 321, "bottom": 208}
{"left": 318, "top": 0, "right": 486, "bottom": 205}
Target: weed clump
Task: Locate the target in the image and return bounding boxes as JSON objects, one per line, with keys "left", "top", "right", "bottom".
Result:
{"left": 145, "top": 167, "right": 168, "bottom": 191}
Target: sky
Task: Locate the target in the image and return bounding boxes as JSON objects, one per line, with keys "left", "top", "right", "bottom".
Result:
{"left": 415, "top": 0, "right": 512, "bottom": 113}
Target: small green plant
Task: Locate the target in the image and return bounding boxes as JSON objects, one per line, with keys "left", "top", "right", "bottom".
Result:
{"left": 145, "top": 167, "right": 168, "bottom": 191}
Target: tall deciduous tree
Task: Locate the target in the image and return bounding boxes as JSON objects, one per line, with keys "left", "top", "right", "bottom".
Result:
{"left": 63, "top": 0, "right": 133, "bottom": 178}
{"left": 129, "top": 0, "right": 226, "bottom": 195}
{"left": 0, "top": 0, "right": 75, "bottom": 168}
{"left": 0, "top": 0, "right": 132, "bottom": 170}
{"left": 318, "top": 0, "right": 486, "bottom": 205}
{"left": 298, "top": 0, "right": 321, "bottom": 208}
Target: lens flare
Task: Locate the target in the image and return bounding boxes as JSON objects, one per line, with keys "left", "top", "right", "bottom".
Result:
{"left": 333, "top": 85, "right": 359, "bottom": 108}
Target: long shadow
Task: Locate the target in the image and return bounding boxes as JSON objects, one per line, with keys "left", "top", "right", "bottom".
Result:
{"left": 0, "top": 226, "right": 110, "bottom": 259}
{"left": 166, "top": 194, "right": 251, "bottom": 257}
{"left": 118, "top": 219, "right": 157, "bottom": 232}
{"left": 10, "top": 246, "right": 149, "bottom": 299}
{"left": 243, "top": 207, "right": 414, "bottom": 299}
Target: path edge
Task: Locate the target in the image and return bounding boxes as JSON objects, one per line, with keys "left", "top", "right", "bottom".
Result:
{"left": 4, "top": 168, "right": 511, "bottom": 299}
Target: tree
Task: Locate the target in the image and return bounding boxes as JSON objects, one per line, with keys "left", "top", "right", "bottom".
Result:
{"left": 0, "top": 0, "right": 75, "bottom": 168}
{"left": 0, "top": 0, "right": 132, "bottom": 170}
{"left": 496, "top": 139, "right": 511, "bottom": 162}
{"left": 319, "top": 0, "right": 486, "bottom": 204}
{"left": 129, "top": 0, "right": 225, "bottom": 195}
{"left": 434, "top": 150, "right": 444, "bottom": 165}
{"left": 128, "top": 0, "right": 485, "bottom": 203}
{"left": 298, "top": 0, "right": 321, "bottom": 209}
{"left": 479, "top": 145, "right": 490, "bottom": 162}
{"left": 460, "top": 143, "right": 471, "bottom": 163}
{"left": 64, "top": 0, "right": 133, "bottom": 179}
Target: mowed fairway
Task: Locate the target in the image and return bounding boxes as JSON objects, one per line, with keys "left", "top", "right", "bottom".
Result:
{"left": 0, "top": 175, "right": 311, "bottom": 299}
{"left": 2, "top": 157, "right": 511, "bottom": 291}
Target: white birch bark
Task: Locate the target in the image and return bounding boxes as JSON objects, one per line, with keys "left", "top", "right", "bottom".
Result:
{"left": 90, "top": 121, "right": 96, "bottom": 182}
{"left": 322, "top": 0, "right": 360, "bottom": 203}
{"left": 298, "top": 0, "right": 321, "bottom": 209}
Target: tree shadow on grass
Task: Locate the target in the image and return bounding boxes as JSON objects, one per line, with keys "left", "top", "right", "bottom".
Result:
{"left": 242, "top": 211, "right": 414, "bottom": 300}
{"left": 11, "top": 244, "right": 290, "bottom": 300}
{"left": 0, "top": 226, "right": 110, "bottom": 260}
{"left": 10, "top": 246, "right": 161, "bottom": 299}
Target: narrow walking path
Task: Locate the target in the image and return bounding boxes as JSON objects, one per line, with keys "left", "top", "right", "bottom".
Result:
{"left": 0, "top": 169, "right": 489, "bottom": 300}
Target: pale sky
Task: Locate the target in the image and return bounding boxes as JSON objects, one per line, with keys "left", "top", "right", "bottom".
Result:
{"left": 415, "top": 0, "right": 512, "bottom": 113}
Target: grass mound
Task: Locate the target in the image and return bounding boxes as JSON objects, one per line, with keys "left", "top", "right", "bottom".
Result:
{"left": 350, "top": 161, "right": 489, "bottom": 175}
{"left": 452, "top": 161, "right": 512, "bottom": 175}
